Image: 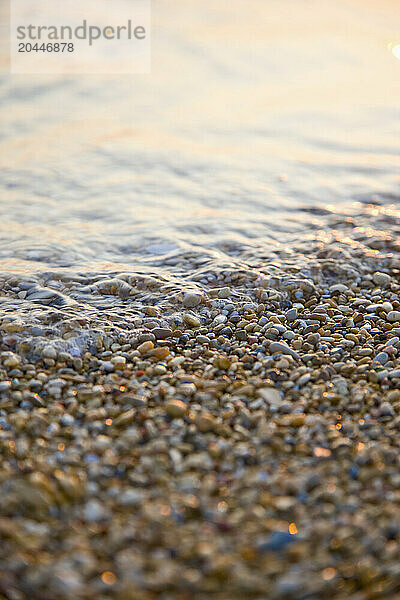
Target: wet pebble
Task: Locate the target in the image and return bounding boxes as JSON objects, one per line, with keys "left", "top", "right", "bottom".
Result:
{"left": 183, "top": 292, "right": 202, "bottom": 308}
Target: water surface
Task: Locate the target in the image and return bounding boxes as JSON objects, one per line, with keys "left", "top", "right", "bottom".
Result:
{"left": 0, "top": 0, "right": 399, "bottom": 297}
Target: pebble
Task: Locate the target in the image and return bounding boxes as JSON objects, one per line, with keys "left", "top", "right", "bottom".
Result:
{"left": 297, "top": 373, "right": 311, "bottom": 387}
{"left": 283, "top": 330, "right": 295, "bottom": 341}
{"left": 217, "top": 287, "right": 231, "bottom": 299}
{"left": 152, "top": 327, "right": 172, "bottom": 340}
{"left": 269, "top": 341, "right": 300, "bottom": 361}
{"left": 119, "top": 489, "right": 145, "bottom": 507}
{"left": 373, "top": 272, "right": 391, "bottom": 287}
{"left": 330, "top": 284, "right": 349, "bottom": 294}
{"left": 381, "top": 301, "right": 393, "bottom": 313}
{"left": 378, "top": 402, "right": 395, "bottom": 417}
{"left": 277, "top": 413, "right": 306, "bottom": 427}
{"left": 387, "top": 311, "right": 400, "bottom": 322}
{"left": 84, "top": 500, "right": 109, "bottom": 522}
{"left": 258, "top": 388, "right": 283, "bottom": 408}
{"left": 3, "top": 353, "right": 21, "bottom": 368}
{"left": 374, "top": 352, "right": 389, "bottom": 365}
{"left": 256, "top": 531, "right": 298, "bottom": 553}
{"left": 285, "top": 308, "right": 298, "bottom": 322}
{"left": 111, "top": 355, "right": 126, "bottom": 368}
{"left": 183, "top": 292, "right": 202, "bottom": 308}
{"left": 165, "top": 400, "right": 187, "bottom": 418}
{"left": 113, "top": 409, "right": 135, "bottom": 427}
{"left": 42, "top": 346, "right": 57, "bottom": 359}
{"left": 183, "top": 314, "right": 201, "bottom": 327}
{"left": 137, "top": 340, "right": 154, "bottom": 354}
{"left": 195, "top": 414, "right": 215, "bottom": 432}
{"left": 197, "top": 335, "right": 210, "bottom": 344}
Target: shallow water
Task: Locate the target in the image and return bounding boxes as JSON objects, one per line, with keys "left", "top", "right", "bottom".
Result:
{"left": 0, "top": 0, "right": 399, "bottom": 298}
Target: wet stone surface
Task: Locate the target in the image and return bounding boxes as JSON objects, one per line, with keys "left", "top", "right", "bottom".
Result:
{"left": 1, "top": 227, "right": 400, "bottom": 599}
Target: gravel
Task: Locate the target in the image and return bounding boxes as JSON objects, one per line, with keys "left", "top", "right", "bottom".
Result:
{"left": 0, "top": 240, "right": 400, "bottom": 599}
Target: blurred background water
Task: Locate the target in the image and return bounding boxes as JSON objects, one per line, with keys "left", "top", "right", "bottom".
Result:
{"left": 0, "top": 0, "right": 399, "bottom": 281}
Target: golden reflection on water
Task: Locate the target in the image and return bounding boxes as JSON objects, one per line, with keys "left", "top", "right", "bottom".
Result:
{"left": 0, "top": 0, "right": 399, "bottom": 274}
{"left": 388, "top": 42, "right": 400, "bottom": 59}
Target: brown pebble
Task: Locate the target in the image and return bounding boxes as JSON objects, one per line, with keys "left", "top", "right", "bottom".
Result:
{"left": 196, "top": 414, "right": 215, "bottom": 433}
{"left": 165, "top": 400, "right": 187, "bottom": 418}
{"left": 151, "top": 347, "right": 170, "bottom": 360}
{"left": 276, "top": 413, "right": 306, "bottom": 427}
{"left": 138, "top": 341, "right": 155, "bottom": 355}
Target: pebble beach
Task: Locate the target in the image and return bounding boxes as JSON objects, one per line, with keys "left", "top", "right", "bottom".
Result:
{"left": 2, "top": 216, "right": 400, "bottom": 598}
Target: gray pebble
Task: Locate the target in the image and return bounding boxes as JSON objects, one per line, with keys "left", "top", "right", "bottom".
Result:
{"left": 285, "top": 308, "right": 298, "bottom": 322}
{"left": 387, "top": 311, "right": 400, "bottom": 322}
{"left": 152, "top": 327, "right": 172, "bottom": 340}
{"left": 236, "top": 330, "right": 247, "bottom": 341}
{"left": 330, "top": 284, "right": 349, "bottom": 294}
{"left": 378, "top": 402, "right": 395, "bottom": 417}
{"left": 375, "top": 352, "right": 389, "bottom": 365}
{"left": 385, "top": 337, "right": 399, "bottom": 347}
{"left": 100, "top": 361, "right": 114, "bottom": 372}
{"left": 119, "top": 489, "right": 145, "bottom": 507}
{"left": 283, "top": 331, "right": 295, "bottom": 341}
{"left": 297, "top": 373, "right": 311, "bottom": 387}
{"left": 274, "top": 324, "right": 287, "bottom": 334}
{"left": 183, "top": 293, "right": 202, "bottom": 308}
{"left": 217, "top": 287, "right": 231, "bottom": 299}
{"left": 269, "top": 341, "right": 300, "bottom": 361}
{"left": 84, "top": 500, "right": 109, "bottom": 522}
{"left": 197, "top": 335, "right": 210, "bottom": 344}
{"left": 373, "top": 272, "right": 391, "bottom": 287}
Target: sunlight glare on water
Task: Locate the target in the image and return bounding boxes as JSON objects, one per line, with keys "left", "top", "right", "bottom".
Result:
{"left": 0, "top": 0, "right": 399, "bottom": 284}
{"left": 390, "top": 44, "right": 400, "bottom": 60}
